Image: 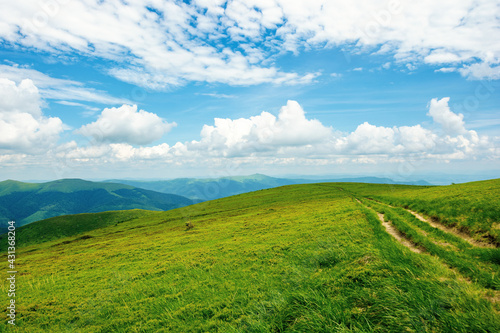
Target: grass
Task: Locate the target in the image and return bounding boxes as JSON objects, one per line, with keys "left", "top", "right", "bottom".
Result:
{"left": 0, "top": 209, "right": 158, "bottom": 249}
{"left": 1, "top": 182, "right": 499, "bottom": 332}
{"left": 358, "top": 197, "right": 500, "bottom": 290}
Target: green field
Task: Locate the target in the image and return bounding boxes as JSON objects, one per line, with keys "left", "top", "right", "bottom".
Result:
{"left": 338, "top": 179, "right": 500, "bottom": 245}
{"left": 1, "top": 180, "right": 499, "bottom": 332}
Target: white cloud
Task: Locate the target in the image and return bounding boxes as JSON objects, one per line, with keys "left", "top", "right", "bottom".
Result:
{"left": 186, "top": 100, "right": 333, "bottom": 156}
{"left": 424, "top": 52, "right": 464, "bottom": 64}
{"left": 0, "top": 78, "right": 42, "bottom": 117}
{"left": 0, "top": 78, "right": 64, "bottom": 153}
{"left": 343, "top": 122, "right": 396, "bottom": 154}
{"left": 427, "top": 97, "right": 467, "bottom": 135}
{"left": 435, "top": 67, "right": 456, "bottom": 73}
{"left": 1, "top": 0, "right": 498, "bottom": 88}
{"left": 55, "top": 101, "right": 100, "bottom": 117}
{"left": 0, "top": 64, "right": 130, "bottom": 105}
{"left": 335, "top": 122, "right": 438, "bottom": 155}
{"left": 3, "top": 99, "right": 496, "bottom": 179}
{"left": 397, "top": 125, "right": 437, "bottom": 152}
{"left": 406, "top": 63, "right": 417, "bottom": 71}
{"left": 0, "top": 0, "right": 315, "bottom": 88}
{"left": 458, "top": 62, "right": 500, "bottom": 80}
{"left": 63, "top": 99, "right": 494, "bottom": 164}
{"left": 76, "top": 105, "right": 177, "bottom": 145}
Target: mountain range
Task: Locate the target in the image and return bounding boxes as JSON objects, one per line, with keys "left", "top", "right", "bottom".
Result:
{"left": 0, "top": 174, "right": 431, "bottom": 231}
{"left": 107, "top": 174, "right": 431, "bottom": 201}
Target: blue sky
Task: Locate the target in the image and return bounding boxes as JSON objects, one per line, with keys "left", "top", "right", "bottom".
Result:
{"left": 0, "top": 0, "right": 499, "bottom": 182}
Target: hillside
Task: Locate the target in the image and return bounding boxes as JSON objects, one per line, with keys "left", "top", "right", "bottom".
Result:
{"left": 0, "top": 179, "right": 195, "bottom": 231}
{"left": 1, "top": 180, "right": 498, "bottom": 332}
{"left": 108, "top": 174, "right": 431, "bottom": 201}
{"left": 338, "top": 179, "right": 500, "bottom": 245}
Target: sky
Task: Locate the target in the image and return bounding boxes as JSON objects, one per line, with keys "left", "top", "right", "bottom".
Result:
{"left": 0, "top": 0, "right": 499, "bottom": 183}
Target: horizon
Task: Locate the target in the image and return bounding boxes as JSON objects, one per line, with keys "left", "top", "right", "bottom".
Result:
{"left": 1, "top": 1, "right": 499, "bottom": 181}
{"left": 1, "top": 172, "right": 499, "bottom": 186}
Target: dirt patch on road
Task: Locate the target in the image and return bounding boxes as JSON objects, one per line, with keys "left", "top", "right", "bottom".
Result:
{"left": 376, "top": 212, "right": 423, "bottom": 254}
{"left": 356, "top": 198, "right": 423, "bottom": 253}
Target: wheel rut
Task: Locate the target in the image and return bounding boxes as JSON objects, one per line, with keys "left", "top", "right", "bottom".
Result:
{"left": 366, "top": 198, "right": 496, "bottom": 248}
{"left": 355, "top": 198, "right": 422, "bottom": 253}
{"left": 376, "top": 211, "right": 423, "bottom": 253}
{"left": 407, "top": 209, "right": 495, "bottom": 248}
{"left": 354, "top": 197, "right": 500, "bottom": 310}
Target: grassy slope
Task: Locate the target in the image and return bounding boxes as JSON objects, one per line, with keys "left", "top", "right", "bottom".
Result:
{"left": 0, "top": 210, "right": 157, "bottom": 249}
{"left": 338, "top": 179, "right": 500, "bottom": 244}
{"left": 1, "top": 184, "right": 498, "bottom": 332}
{"left": 0, "top": 179, "right": 194, "bottom": 228}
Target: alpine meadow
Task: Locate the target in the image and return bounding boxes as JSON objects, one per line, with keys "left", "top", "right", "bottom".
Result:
{"left": 1, "top": 180, "right": 499, "bottom": 332}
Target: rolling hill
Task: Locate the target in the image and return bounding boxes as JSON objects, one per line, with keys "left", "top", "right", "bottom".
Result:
{"left": 1, "top": 179, "right": 498, "bottom": 332}
{"left": 0, "top": 179, "right": 195, "bottom": 231}
{"left": 107, "top": 173, "right": 431, "bottom": 201}
{"left": 338, "top": 179, "right": 500, "bottom": 245}
{"left": 106, "top": 174, "right": 294, "bottom": 201}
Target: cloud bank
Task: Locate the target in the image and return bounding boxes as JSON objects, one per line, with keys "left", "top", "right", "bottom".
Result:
{"left": 54, "top": 100, "right": 496, "bottom": 171}
{"left": 0, "top": 77, "right": 497, "bottom": 177}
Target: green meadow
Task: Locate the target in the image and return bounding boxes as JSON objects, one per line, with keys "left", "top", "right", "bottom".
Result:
{"left": 339, "top": 179, "right": 500, "bottom": 244}
{"left": 1, "top": 180, "right": 499, "bottom": 332}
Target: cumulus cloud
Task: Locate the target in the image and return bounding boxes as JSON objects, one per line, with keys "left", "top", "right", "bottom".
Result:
{"left": 61, "top": 99, "right": 494, "bottom": 167}
{"left": 0, "top": 78, "right": 42, "bottom": 117}
{"left": 0, "top": 78, "right": 64, "bottom": 153}
{"left": 343, "top": 122, "right": 396, "bottom": 154}
{"left": 334, "top": 122, "right": 438, "bottom": 155}
{"left": 76, "top": 105, "right": 177, "bottom": 145}
{"left": 188, "top": 100, "right": 332, "bottom": 156}
{"left": 427, "top": 97, "right": 467, "bottom": 135}
{"left": 1, "top": 0, "right": 498, "bottom": 88}
{"left": 435, "top": 68, "right": 456, "bottom": 73}
{"left": 5, "top": 98, "right": 496, "bottom": 179}
{"left": 397, "top": 125, "right": 437, "bottom": 152}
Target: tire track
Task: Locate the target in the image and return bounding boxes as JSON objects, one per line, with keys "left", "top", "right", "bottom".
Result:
{"left": 367, "top": 198, "right": 495, "bottom": 248}
{"left": 355, "top": 198, "right": 422, "bottom": 253}
{"left": 376, "top": 211, "right": 423, "bottom": 254}
{"left": 407, "top": 209, "right": 495, "bottom": 249}
{"left": 354, "top": 197, "right": 500, "bottom": 309}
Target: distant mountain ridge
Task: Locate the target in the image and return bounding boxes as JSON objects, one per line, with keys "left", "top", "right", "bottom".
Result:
{"left": 0, "top": 179, "right": 195, "bottom": 231}
{"left": 0, "top": 175, "right": 430, "bottom": 232}
{"left": 107, "top": 174, "right": 432, "bottom": 201}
